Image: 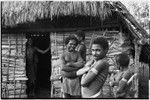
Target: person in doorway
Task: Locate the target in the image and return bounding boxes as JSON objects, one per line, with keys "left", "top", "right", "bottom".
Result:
{"left": 60, "top": 35, "right": 84, "bottom": 98}
{"left": 74, "top": 30, "right": 86, "bottom": 62}
{"left": 26, "top": 37, "right": 50, "bottom": 98}
{"left": 26, "top": 38, "right": 39, "bottom": 98}
{"left": 109, "top": 52, "right": 135, "bottom": 98}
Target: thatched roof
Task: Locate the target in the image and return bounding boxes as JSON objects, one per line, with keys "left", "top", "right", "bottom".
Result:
{"left": 2, "top": 1, "right": 149, "bottom": 40}
{"left": 2, "top": 1, "right": 150, "bottom": 64}
{"left": 2, "top": 1, "right": 113, "bottom": 27}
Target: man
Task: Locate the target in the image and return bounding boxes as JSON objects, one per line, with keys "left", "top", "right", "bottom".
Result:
{"left": 60, "top": 35, "right": 84, "bottom": 98}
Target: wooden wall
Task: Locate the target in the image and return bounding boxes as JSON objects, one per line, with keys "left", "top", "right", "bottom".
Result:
{"left": 1, "top": 34, "right": 27, "bottom": 98}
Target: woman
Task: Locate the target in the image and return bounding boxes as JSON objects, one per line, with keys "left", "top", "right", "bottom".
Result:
{"left": 26, "top": 38, "right": 50, "bottom": 98}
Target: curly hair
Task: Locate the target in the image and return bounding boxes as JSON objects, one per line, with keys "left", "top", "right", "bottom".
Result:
{"left": 116, "top": 52, "right": 130, "bottom": 68}
{"left": 75, "top": 30, "right": 85, "bottom": 40}
{"left": 65, "top": 35, "right": 79, "bottom": 46}
{"left": 92, "top": 37, "right": 109, "bottom": 52}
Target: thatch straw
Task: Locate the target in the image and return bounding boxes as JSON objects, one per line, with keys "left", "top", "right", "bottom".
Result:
{"left": 2, "top": 1, "right": 113, "bottom": 27}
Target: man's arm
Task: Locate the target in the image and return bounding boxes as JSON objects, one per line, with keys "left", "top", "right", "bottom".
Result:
{"left": 81, "top": 61, "right": 109, "bottom": 87}
{"left": 76, "top": 66, "right": 90, "bottom": 76}
{"left": 60, "top": 54, "right": 78, "bottom": 78}
{"left": 68, "top": 52, "right": 84, "bottom": 68}
{"left": 62, "top": 66, "right": 80, "bottom": 72}
{"left": 60, "top": 52, "right": 82, "bottom": 72}
{"left": 61, "top": 71, "right": 77, "bottom": 78}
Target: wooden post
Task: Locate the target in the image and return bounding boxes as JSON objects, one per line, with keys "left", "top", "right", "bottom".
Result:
{"left": 7, "top": 34, "right": 11, "bottom": 98}
{"left": 134, "top": 40, "right": 141, "bottom": 98}
{"left": 55, "top": 33, "right": 58, "bottom": 57}
{"left": 14, "top": 34, "right": 18, "bottom": 98}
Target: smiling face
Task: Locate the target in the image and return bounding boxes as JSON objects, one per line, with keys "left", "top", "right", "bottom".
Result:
{"left": 67, "top": 39, "right": 77, "bottom": 52}
{"left": 91, "top": 44, "right": 106, "bottom": 61}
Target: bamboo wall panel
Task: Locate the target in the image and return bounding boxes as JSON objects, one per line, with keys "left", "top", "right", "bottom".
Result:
{"left": 1, "top": 34, "right": 27, "bottom": 98}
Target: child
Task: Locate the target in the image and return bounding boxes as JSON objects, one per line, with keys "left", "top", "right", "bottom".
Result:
{"left": 74, "top": 30, "right": 86, "bottom": 62}
{"left": 78, "top": 37, "right": 110, "bottom": 98}
{"left": 60, "top": 35, "right": 84, "bottom": 98}
{"left": 110, "top": 53, "right": 135, "bottom": 98}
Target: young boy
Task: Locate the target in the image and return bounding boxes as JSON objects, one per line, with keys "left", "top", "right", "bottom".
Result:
{"left": 74, "top": 30, "right": 86, "bottom": 62}
{"left": 77, "top": 37, "right": 110, "bottom": 98}
{"left": 60, "top": 35, "right": 84, "bottom": 98}
{"left": 110, "top": 53, "right": 135, "bottom": 98}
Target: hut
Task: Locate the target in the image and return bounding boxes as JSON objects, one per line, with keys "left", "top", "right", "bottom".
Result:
{"left": 1, "top": 1, "right": 149, "bottom": 99}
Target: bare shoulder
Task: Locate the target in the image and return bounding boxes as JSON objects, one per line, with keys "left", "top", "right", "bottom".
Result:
{"left": 96, "top": 59, "right": 109, "bottom": 67}
{"left": 94, "top": 59, "right": 109, "bottom": 71}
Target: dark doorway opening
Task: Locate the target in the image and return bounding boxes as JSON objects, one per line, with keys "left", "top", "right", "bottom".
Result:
{"left": 26, "top": 34, "right": 51, "bottom": 98}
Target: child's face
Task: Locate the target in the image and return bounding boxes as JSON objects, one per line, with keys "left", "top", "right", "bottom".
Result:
{"left": 67, "top": 39, "right": 77, "bottom": 52}
{"left": 75, "top": 35, "right": 82, "bottom": 42}
{"left": 91, "top": 44, "right": 106, "bottom": 60}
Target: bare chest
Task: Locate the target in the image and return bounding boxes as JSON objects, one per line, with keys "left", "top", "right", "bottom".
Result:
{"left": 64, "top": 52, "right": 78, "bottom": 63}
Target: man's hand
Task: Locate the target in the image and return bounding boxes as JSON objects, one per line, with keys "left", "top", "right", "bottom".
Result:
{"left": 76, "top": 67, "right": 90, "bottom": 76}
{"left": 66, "top": 63, "right": 72, "bottom": 66}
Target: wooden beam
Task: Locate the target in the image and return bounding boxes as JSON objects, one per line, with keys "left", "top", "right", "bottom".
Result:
{"left": 115, "top": 10, "right": 140, "bottom": 39}
{"left": 114, "top": 1, "right": 148, "bottom": 38}
{"left": 2, "top": 24, "right": 120, "bottom": 34}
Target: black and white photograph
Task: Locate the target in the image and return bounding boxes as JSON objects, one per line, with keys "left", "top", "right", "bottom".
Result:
{"left": 1, "top": 0, "right": 150, "bottom": 99}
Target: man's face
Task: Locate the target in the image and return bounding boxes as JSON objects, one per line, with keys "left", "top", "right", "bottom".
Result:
{"left": 67, "top": 39, "right": 77, "bottom": 52}
{"left": 91, "top": 44, "right": 105, "bottom": 60}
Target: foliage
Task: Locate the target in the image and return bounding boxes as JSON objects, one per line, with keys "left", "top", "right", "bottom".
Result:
{"left": 127, "top": 1, "right": 149, "bottom": 32}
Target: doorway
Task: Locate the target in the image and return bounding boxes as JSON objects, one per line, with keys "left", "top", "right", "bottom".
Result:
{"left": 26, "top": 34, "right": 51, "bottom": 98}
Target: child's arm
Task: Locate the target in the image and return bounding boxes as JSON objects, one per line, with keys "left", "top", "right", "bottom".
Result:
{"left": 81, "top": 61, "right": 109, "bottom": 87}
{"left": 116, "top": 70, "right": 133, "bottom": 97}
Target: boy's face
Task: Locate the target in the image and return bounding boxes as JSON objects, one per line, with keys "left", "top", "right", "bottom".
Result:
{"left": 67, "top": 39, "right": 77, "bottom": 52}
{"left": 91, "top": 44, "right": 106, "bottom": 60}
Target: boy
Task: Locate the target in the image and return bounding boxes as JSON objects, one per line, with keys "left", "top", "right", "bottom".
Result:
{"left": 75, "top": 30, "right": 86, "bottom": 62}
{"left": 78, "top": 37, "right": 109, "bottom": 98}
{"left": 110, "top": 53, "right": 135, "bottom": 98}
{"left": 60, "top": 35, "right": 84, "bottom": 98}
